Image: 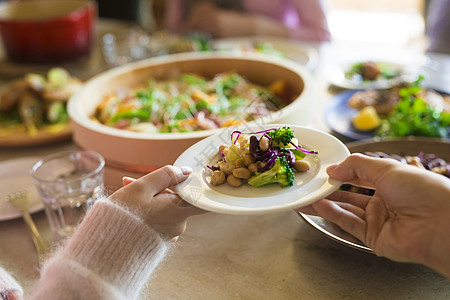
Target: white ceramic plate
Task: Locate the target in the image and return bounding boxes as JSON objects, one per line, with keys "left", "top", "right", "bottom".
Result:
{"left": 173, "top": 124, "right": 350, "bottom": 215}
{"left": 212, "top": 36, "right": 320, "bottom": 71}
{"left": 325, "top": 61, "right": 418, "bottom": 90}
{"left": 0, "top": 157, "right": 44, "bottom": 221}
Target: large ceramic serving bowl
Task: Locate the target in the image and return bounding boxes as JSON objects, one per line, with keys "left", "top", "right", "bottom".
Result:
{"left": 68, "top": 52, "right": 314, "bottom": 172}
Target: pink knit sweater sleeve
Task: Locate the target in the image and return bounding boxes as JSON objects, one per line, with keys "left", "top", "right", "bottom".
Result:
{"left": 28, "top": 199, "right": 169, "bottom": 300}
{"left": 244, "top": 0, "right": 330, "bottom": 42}
{"left": 0, "top": 266, "right": 23, "bottom": 300}
{"left": 284, "top": 0, "right": 331, "bottom": 42}
{"left": 165, "top": 0, "right": 330, "bottom": 42}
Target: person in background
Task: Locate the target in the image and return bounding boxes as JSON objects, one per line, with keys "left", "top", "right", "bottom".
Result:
{"left": 165, "top": 0, "right": 331, "bottom": 43}
{"left": 298, "top": 154, "right": 450, "bottom": 280}
{"left": 0, "top": 165, "right": 205, "bottom": 300}
{"left": 425, "top": 0, "right": 450, "bottom": 54}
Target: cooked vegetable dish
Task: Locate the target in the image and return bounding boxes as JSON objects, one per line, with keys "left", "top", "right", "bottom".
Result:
{"left": 0, "top": 68, "right": 82, "bottom": 136}
{"left": 348, "top": 76, "right": 450, "bottom": 138}
{"left": 345, "top": 61, "right": 400, "bottom": 82}
{"left": 238, "top": 42, "right": 287, "bottom": 58}
{"left": 341, "top": 151, "right": 450, "bottom": 195}
{"left": 93, "top": 72, "right": 291, "bottom": 133}
{"left": 364, "top": 151, "right": 450, "bottom": 177}
{"left": 207, "top": 126, "right": 317, "bottom": 188}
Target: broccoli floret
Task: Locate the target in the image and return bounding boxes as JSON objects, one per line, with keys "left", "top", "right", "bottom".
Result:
{"left": 247, "top": 157, "right": 295, "bottom": 187}
{"left": 267, "top": 126, "right": 294, "bottom": 146}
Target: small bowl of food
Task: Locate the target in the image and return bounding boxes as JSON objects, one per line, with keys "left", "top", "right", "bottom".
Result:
{"left": 68, "top": 52, "right": 314, "bottom": 173}
{"left": 0, "top": 0, "right": 96, "bottom": 63}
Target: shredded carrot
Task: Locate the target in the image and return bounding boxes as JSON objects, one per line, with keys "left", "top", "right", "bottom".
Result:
{"left": 116, "top": 103, "right": 139, "bottom": 113}
{"left": 220, "top": 119, "right": 242, "bottom": 127}
{"left": 191, "top": 90, "right": 214, "bottom": 103}
{"left": 269, "top": 80, "right": 287, "bottom": 95}
{"left": 179, "top": 118, "right": 197, "bottom": 127}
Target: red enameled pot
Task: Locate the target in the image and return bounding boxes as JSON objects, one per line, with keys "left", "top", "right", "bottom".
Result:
{"left": 0, "top": 0, "right": 97, "bottom": 63}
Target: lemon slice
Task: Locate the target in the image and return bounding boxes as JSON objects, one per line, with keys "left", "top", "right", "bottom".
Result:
{"left": 352, "top": 106, "right": 380, "bottom": 131}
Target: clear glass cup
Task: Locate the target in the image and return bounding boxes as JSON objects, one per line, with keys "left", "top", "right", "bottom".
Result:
{"left": 101, "top": 27, "right": 152, "bottom": 67}
{"left": 31, "top": 150, "right": 105, "bottom": 239}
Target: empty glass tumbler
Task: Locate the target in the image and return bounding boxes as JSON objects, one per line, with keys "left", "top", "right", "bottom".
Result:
{"left": 31, "top": 150, "right": 105, "bottom": 239}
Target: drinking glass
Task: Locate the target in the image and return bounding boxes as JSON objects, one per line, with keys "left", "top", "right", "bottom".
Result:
{"left": 101, "top": 27, "right": 152, "bottom": 67}
{"left": 31, "top": 150, "right": 105, "bottom": 239}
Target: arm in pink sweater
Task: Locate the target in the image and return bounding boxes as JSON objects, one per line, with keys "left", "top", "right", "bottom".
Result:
{"left": 283, "top": 0, "right": 331, "bottom": 42}
{"left": 28, "top": 199, "right": 169, "bottom": 300}
{"left": 0, "top": 266, "right": 23, "bottom": 300}
{"left": 165, "top": 0, "right": 330, "bottom": 42}
{"left": 2, "top": 165, "right": 201, "bottom": 299}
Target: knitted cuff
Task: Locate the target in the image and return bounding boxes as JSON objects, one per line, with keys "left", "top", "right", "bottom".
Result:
{"left": 0, "top": 266, "right": 23, "bottom": 300}
{"left": 60, "top": 199, "right": 169, "bottom": 297}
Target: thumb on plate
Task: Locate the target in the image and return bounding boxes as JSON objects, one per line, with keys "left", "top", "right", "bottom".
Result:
{"left": 122, "top": 176, "right": 136, "bottom": 186}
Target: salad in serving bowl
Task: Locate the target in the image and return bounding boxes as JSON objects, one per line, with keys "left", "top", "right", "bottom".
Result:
{"left": 93, "top": 71, "right": 291, "bottom": 133}
{"left": 68, "top": 52, "right": 314, "bottom": 172}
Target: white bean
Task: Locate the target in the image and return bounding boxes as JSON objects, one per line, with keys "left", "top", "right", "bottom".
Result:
{"left": 259, "top": 136, "right": 270, "bottom": 151}
{"left": 242, "top": 154, "right": 255, "bottom": 166}
{"left": 248, "top": 163, "right": 259, "bottom": 174}
{"left": 227, "top": 174, "right": 242, "bottom": 187}
{"left": 210, "top": 170, "right": 226, "bottom": 185}
{"left": 233, "top": 167, "right": 251, "bottom": 179}
{"left": 293, "top": 160, "right": 311, "bottom": 172}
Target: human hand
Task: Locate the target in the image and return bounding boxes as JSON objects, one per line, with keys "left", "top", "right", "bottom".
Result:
{"left": 109, "top": 165, "right": 206, "bottom": 241}
{"left": 298, "top": 154, "right": 450, "bottom": 278}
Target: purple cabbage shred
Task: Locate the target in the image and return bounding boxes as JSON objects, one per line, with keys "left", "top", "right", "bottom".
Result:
{"left": 290, "top": 142, "right": 318, "bottom": 154}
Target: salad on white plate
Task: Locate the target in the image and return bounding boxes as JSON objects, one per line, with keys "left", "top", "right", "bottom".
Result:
{"left": 173, "top": 124, "right": 350, "bottom": 215}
